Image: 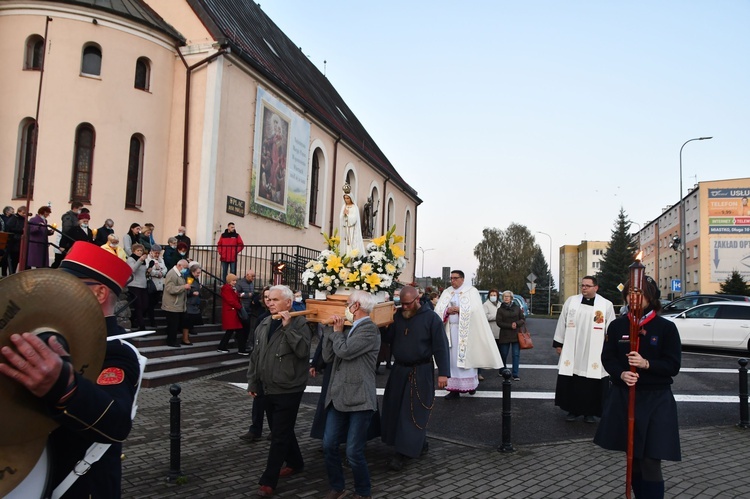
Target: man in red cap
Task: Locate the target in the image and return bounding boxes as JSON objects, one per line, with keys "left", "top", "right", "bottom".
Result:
{"left": 0, "top": 242, "right": 141, "bottom": 498}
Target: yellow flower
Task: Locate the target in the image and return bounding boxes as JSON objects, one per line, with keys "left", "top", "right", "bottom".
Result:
{"left": 359, "top": 262, "right": 373, "bottom": 275}
{"left": 392, "top": 234, "right": 404, "bottom": 243}
{"left": 321, "top": 275, "right": 333, "bottom": 286}
{"left": 326, "top": 254, "right": 343, "bottom": 272}
{"left": 329, "top": 236, "right": 340, "bottom": 247}
{"left": 385, "top": 263, "right": 396, "bottom": 274}
{"left": 338, "top": 268, "right": 351, "bottom": 280}
{"left": 372, "top": 235, "right": 387, "bottom": 247}
{"left": 391, "top": 244, "right": 405, "bottom": 259}
{"left": 365, "top": 273, "right": 381, "bottom": 288}
{"left": 346, "top": 271, "right": 360, "bottom": 283}
{"left": 313, "top": 262, "right": 324, "bottom": 273}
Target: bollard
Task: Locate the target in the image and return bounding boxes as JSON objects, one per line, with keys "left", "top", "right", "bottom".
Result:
{"left": 738, "top": 359, "right": 749, "bottom": 429}
{"left": 497, "top": 368, "right": 515, "bottom": 452}
{"left": 167, "top": 384, "right": 183, "bottom": 481}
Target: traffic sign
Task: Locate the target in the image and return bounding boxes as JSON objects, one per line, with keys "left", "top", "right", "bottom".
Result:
{"left": 671, "top": 279, "right": 681, "bottom": 292}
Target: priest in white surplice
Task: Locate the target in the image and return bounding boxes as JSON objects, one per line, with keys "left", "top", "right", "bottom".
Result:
{"left": 434, "top": 270, "right": 503, "bottom": 399}
{"left": 553, "top": 275, "right": 615, "bottom": 422}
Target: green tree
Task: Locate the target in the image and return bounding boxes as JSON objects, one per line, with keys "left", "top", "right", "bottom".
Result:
{"left": 529, "top": 246, "right": 557, "bottom": 314}
{"left": 719, "top": 270, "right": 750, "bottom": 296}
{"left": 596, "top": 208, "right": 638, "bottom": 304}
{"left": 474, "top": 223, "right": 537, "bottom": 297}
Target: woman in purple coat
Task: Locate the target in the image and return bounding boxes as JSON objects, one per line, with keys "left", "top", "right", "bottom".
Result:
{"left": 27, "top": 206, "right": 53, "bottom": 268}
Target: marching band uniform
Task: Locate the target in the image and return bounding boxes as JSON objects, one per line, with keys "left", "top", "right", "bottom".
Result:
{"left": 48, "top": 242, "right": 140, "bottom": 498}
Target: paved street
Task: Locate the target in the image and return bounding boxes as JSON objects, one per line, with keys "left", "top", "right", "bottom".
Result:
{"left": 121, "top": 318, "right": 750, "bottom": 498}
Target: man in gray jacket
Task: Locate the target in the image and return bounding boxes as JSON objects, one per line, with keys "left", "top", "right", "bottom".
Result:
{"left": 322, "top": 291, "right": 380, "bottom": 499}
{"left": 247, "top": 285, "right": 311, "bottom": 497}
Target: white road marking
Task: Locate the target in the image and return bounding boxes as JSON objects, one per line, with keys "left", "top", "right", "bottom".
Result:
{"left": 228, "top": 383, "right": 739, "bottom": 403}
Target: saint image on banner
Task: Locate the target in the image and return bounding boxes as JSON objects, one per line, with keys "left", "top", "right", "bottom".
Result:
{"left": 257, "top": 106, "right": 290, "bottom": 208}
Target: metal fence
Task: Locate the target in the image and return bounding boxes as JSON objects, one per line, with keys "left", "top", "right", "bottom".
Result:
{"left": 187, "top": 244, "right": 320, "bottom": 293}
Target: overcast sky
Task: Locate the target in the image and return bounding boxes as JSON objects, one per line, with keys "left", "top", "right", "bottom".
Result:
{"left": 261, "top": 0, "right": 750, "bottom": 285}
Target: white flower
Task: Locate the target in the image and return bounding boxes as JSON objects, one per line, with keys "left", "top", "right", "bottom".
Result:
{"left": 366, "top": 242, "right": 377, "bottom": 252}
{"left": 369, "top": 251, "right": 385, "bottom": 262}
{"left": 320, "top": 250, "right": 333, "bottom": 258}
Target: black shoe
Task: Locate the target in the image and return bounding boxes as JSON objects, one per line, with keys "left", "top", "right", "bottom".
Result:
{"left": 421, "top": 441, "right": 429, "bottom": 456}
{"left": 217, "top": 348, "right": 230, "bottom": 353}
{"left": 468, "top": 389, "right": 476, "bottom": 395}
{"left": 444, "top": 391, "right": 460, "bottom": 400}
{"left": 584, "top": 415, "right": 597, "bottom": 424}
{"left": 566, "top": 412, "right": 579, "bottom": 422}
{"left": 266, "top": 432, "right": 273, "bottom": 441}
{"left": 238, "top": 351, "right": 250, "bottom": 356}
{"left": 181, "top": 341, "right": 193, "bottom": 346}
{"left": 240, "top": 431, "right": 261, "bottom": 442}
{"left": 167, "top": 342, "right": 181, "bottom": 348}
{"left": 388, "top": 453, "right": 405, "bottom": 472}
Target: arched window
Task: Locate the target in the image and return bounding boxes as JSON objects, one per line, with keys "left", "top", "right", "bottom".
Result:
{"left": 71, "top": 124, "right": 95, "bottom": 202}
{"left": 404, "top": 210, "right": 412, "bottom": 257}
{"left": 134, "top": 57, "right": 150, "bottom": 90}
{"left": 344, "top": 169, "right": 357, "bottom": 203}
{"left": 386, "top": 197, "right": 394, "bottom": 229}
{"left": 308, "top": 149, "right": 321, "bottom": 225}
{"left": 15, "top": 119, "right": 37, "bottom": 198}
{"left": 24, "top": 35, "right": 44, "bottom": 70}
{"left": 81, "top": 44, "right": 102, "bottom": 76}
{"left": 126, "top": 134, "right": 145, "bottom": 208}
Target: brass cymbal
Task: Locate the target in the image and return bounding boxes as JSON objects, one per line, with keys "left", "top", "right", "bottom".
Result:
{"left": 0, "top": 269, "right": 107, "bottom": 447}
{"left": 0, "top": 436, "right": 47, "bottom": 497}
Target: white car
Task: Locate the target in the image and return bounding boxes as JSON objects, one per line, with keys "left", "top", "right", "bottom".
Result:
{"left": 666, "top": 302, "right": 750, "bottom": 352}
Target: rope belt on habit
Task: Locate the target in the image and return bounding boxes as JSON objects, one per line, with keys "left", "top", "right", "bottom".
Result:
{"left": 395, "top": 358, "right": 432, "bottom": 368}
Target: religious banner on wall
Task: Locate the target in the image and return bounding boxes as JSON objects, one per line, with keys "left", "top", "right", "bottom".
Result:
{"left": 249, "top": 87, "right": 311, "bottom": 228}
{"left": 707, "top": 188, "right": 750, "bottom": 234}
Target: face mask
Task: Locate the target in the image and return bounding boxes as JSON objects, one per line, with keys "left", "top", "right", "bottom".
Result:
{"left": 179, "top": 252, "right": 186, "bottom": 256}
{"left": 109, "top": 244, "right": 118, "bottom": 249}
{"left": 178, "top": 232, "right": 185, "bottom": 236}
{"left": 295, "top": 297, "right": 302, "bottom": 303}
{"left": 489, "top": 296, "right": 497, "bottom": 303}
{"left": 181, "top": 268, "right": 189, "bottom": 277}
{"left": 344, "top": 304, "right": 355, "bottom": 323}
{"left": 394, "top": 297, "right": 400, "bottom": 305}
{"left": 170, "top": 245, "right": 177, "bottom": 249}
{"left": 81, "top": 223, "right": 88, "bottom": 229}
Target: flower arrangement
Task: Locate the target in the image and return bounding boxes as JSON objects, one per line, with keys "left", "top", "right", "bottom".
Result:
{"left": 302, "top": 225, "right": 406, "bottom": 294}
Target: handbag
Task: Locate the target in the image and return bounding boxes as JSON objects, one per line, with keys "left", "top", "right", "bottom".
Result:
{"left": 146, "top": 278, "right": 157, "bottom": 294}
{"left": 237, "top": 306, "right": 250, "bottom": 323}
{"left": 517, "top": 325, "right": 534, "bottom": 349}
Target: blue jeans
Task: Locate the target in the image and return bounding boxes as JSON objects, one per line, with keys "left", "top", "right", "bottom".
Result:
{"left": 323, "top": 407, "right": 373, "bottom": 496}
{"left": 221, "top": 261, "right": 236, "bottom": 282}
{"left": 498, "top": 341, "right": 520, "bottom": 378}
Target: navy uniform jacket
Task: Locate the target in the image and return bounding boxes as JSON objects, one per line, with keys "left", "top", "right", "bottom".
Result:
{"left": 46, "top": 316, "right": 140, "bottom": 498}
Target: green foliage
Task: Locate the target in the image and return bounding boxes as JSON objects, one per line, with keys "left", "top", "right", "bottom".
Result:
{"left": 473, "top": 223, "right": 538, "bottom": 297}
{"left": 596, "top": 208, "right": 638, "bottom": 304}
{"left": 530, "top": 246, "right": 558, "bottom": 314}
{"left": 718, "top": 270, "right": 750, "bottom": 296}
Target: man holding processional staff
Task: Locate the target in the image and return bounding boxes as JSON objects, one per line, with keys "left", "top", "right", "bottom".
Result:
{"left": 595, "top": 266, "right": 682, "bottom": 499}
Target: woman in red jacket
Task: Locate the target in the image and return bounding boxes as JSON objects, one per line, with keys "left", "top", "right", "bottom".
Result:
{"left": 218, "top": 273, "right": 249, "bottom": 355}
{"left": 217, "top": 223, "right": 244, "bottom": 282}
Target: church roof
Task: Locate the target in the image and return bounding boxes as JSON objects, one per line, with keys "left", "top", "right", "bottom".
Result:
{"left": 60, "top": 0, "right": 185, "bottom": 42}
{"left": 186, "top": 0, "right": 419, "bottom": 201}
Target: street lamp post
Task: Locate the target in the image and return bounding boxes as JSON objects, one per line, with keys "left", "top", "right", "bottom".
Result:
{"left": 536, "top": 231, "right": 553, "bottom": 315}
{"left": 417, "top": 247, "right": 435, "bottom": 278}
{"left": 679, "top": 136, "right": 712, "bottom": 296}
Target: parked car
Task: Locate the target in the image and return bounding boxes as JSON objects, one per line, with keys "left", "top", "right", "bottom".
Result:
{"left": 660, "top": 294, "right": 750, "bottom": 317}
{"left": 665, "top": 302, "right": 750, "bottom": 352}
{"left": 478, "top": 290, "right": 531, "bottom": 317}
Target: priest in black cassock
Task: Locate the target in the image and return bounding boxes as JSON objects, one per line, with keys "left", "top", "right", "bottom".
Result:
{"left": 381, "top": 286, "right": 450, "bottom": 472}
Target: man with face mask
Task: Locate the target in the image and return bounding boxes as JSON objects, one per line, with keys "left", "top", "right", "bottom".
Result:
{"left": 320, "top": 291, "right": 380, "bottom": 499}
{"left": 175, "top": 226, "right": 191, "bottom": 257}
{"left": 94, "top": 219, "right": 115, "bottom": 246}
{"left": 162, "top": 259, "right": 191, "bottom": 347}
{"left": 292, "top": 290, "right": 306, "bottom": 311}
{"left": 163, "top": 237, "right": 179, "bottom": 271}
{"left": 62, "top": 213, "right": 95, "bottom": 251}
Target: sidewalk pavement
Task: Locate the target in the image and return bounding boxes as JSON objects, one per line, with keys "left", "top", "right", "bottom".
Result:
{"left": 122, "top": 372, "right": 750, "bottom": 498}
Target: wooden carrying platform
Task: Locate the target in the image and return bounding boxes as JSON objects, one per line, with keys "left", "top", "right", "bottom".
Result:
{"left": 294, "top": 294, "right": 395, "bottom": 327}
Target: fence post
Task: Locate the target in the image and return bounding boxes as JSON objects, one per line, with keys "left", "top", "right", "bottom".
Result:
{"left": 167, "top": 384, "right": 183, "bottom": 481}
{"left": 738, "top": 358, "right": 749, "bottom": 429}
{"left": 497, "top": 368, "right": 515, "bottom": 452}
